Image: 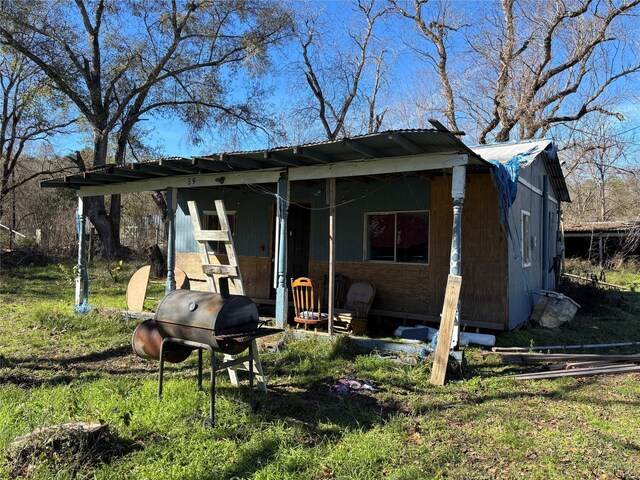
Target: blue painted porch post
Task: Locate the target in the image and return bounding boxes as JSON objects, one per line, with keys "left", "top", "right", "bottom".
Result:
{"left": 450, "top": 165, "right": 466, "bottom": 348}
{"left": 275, "top": 176, "right": 289, "bottom": 328}
{"left": 74, "top": 195, "right": 88, "bottom": 309}
{"left": 165, "top": 187, "right": 176, "bottom": 294}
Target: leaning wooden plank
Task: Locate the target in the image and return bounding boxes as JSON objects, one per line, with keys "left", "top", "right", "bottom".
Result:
{"left": 492, "top": 341, "right": 640, "bottom": 352}
{"left": 510, "top": 364, "right": 640, "bottom": 380}
{"left": 562, "top": 273, "right": 627, "bottom": 291}
{"left": 430, "top": 275, "right": 462, "bottom": 386}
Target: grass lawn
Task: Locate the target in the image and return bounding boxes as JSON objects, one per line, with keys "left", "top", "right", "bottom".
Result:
{"left": 1, "top": 261, "right": 640, "bottom": 479}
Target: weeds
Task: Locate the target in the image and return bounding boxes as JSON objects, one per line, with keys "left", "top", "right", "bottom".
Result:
{"left": 1, "top": 263, "right": 640, "bottom": 479}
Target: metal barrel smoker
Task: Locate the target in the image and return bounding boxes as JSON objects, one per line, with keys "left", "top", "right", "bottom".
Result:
{"left": 132, "top": 289, "right": 280, "bottom": 426}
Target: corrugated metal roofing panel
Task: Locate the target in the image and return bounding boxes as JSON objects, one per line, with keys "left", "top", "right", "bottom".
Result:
{"left": 470, "top": 139, "right": 553, "bottom": 166}
{"left": 470, "top": 139, "right": 571, "bottom": 202}
{"left": 564, "top": 221, "right": 637, "bottom": 233}
{"left": 41, "top": 128, "right": 487, "bottom": 190}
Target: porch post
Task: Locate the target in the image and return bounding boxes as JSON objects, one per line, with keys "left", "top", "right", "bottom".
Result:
{"left": 74, "top": 195, "right": 89, "bottom": 311}
{"left": 327, "top": 178, "right": 336, "bottom": 335}
{"left": 165, "top": 187, "right": 177, "bottom": 294}
{"left": 542, "top": 176, "right": 549, "bottom": 290}
{"left": 275, "top": 175, "right": 290, "bottom": 328}
{"left": 449, "top": 165, "right": 466, "bottom": 347}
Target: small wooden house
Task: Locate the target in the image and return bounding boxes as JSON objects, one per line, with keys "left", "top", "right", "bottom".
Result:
{"left": 43, "top": 128, "right": 569, "bottom": 331}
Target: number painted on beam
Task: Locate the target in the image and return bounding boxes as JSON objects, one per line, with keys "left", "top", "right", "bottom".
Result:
{"left": 187, "top": 177, "right": 196, "bottom": 185}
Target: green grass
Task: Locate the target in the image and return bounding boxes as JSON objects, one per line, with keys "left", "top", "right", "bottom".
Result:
{"left": 1, "top": 262, "right": 640, "bottom": 479}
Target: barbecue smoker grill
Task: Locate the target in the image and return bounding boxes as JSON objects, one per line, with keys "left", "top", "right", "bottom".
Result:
{"left": 132, "top": 289, "right": 280, "bottom": 425}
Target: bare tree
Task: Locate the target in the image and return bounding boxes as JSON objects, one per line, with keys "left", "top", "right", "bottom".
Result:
{"left": 472, "top": 0, "right": 640, "bottom": 143}
{"left": 389, "top": 0, "right": 467, "bottom": 132}
{"left": 0, "top": 0, "right": 290, "bottom": 258}
{"left": 564, "top": 117, "right": 639, "bottom": 222}
{"left": 394, "top": 0, "right": 640, "bottom": 143}
{"left": 0, "top": 46, "right": 75, "bottom": 220}
{"left": 296, "top": 0, "right": 389, "bottom": 140}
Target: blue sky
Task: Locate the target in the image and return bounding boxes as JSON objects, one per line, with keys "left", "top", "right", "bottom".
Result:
{"left": 47, "top": 0, "right": 640, "bottom": 160}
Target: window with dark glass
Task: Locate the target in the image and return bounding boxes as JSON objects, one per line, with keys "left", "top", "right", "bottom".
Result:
{"left": 366, "top": 211, "right": 429, "bottom": 263}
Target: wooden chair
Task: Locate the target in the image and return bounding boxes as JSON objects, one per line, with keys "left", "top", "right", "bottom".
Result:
{"left": 333, "top": 282, "right": 376, "bottom": 335}
{"left": 322, "top": 273, "right": 350, "bottom": 309}
{"left": 291, "top": 277, "right": 328, "bottom": 330}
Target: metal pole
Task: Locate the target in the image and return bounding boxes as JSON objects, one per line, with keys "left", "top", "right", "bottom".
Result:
{"left": 209, "top": 348, "right": 215, "bottom": 425}
{"left": 275, "top": 175, "right": 289, "bottom": 328}
{"left": 158, "top": 338, "right": 167, "bottom": 399}
{"left": 449, "top": 165, "right": 466, "bottom": 348}
{"left": 166, "top": 187, "right": 177, "bottom": 294}
{"left": 198, "top": 348, "right": 203, "bottom": 389}
{"left": 249, "top": 342, "right": 255, "bottom": 409}
{"left": 327, "top": 178, "right": 336, "bottom": 335}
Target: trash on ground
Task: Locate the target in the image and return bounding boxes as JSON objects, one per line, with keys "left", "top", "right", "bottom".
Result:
{"left": 330, "top": 377, "right": 379, "bottom": 395}
{"left": 393, "top": 326, "right": 496, "bottom": 347}
{"left": 530, "top": 290, "right": 580, "bottom": 329}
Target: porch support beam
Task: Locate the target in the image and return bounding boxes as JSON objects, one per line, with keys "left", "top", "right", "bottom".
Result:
{"left": 542, "top": 175, "right": 549, "bottom": 289}
{"left": 449, "top": 165, "right": 466, "bottom": 348}
{"left": 74, "top": 196, "right": 89, "bottom": 312}
{"left": 327, "top": 178, "right": 336, "bottom": 335}
{"left": 275, "top": 175, "right": 290, "bottom": 328}
{"left": 78, "top": 169, "right": 284, "bottom": 197}
{"left": 288, "top": 153, "right": 468, "bottom": 182}
{"left": 165, "top": 187, "right": 177, "bottom": 293}
{"left": 76, "top": 153, "right": 469, "bottom": 197}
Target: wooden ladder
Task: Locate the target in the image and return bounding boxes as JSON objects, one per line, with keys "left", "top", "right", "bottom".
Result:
{"left": 188, "top": 199, "right": 267, "bottom": 393}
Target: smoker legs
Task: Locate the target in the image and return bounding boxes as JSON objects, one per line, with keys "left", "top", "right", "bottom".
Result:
{"left": 197, "top": 349, "right": 203, "bottom": 389}
{"left": 157, "top": 337, "right": 257, "bottom": 427}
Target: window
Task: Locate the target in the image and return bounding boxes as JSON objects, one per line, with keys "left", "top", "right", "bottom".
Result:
{"left": 203, "top": 211, "right": 236, "bottom": 254}
{"left": 521, "top": 210, "right": 531, "bottom": 267}
{"left": 366, "top": 211, "right": 429, "bottom": 263}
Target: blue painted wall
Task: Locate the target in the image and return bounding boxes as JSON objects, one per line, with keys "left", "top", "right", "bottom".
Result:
{"left": 507, "top": 158, "right": 560, "bottom": 328}
{"left": 303, "top": 176, "right": 431, "bottom": 261}
{"left": 176, "top": 176, "right": 431, "bottom": 262}
{"left": 176, "top": 186, "right": 275, "bottom": 256}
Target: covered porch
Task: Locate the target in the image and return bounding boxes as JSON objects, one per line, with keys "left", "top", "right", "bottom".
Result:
{"left": 42, "top": 127, "right": 494, "bottom": 336}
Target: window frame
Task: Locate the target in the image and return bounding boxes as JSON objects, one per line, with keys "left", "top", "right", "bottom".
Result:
{"left": 521, "top": 210, "right": 531, "bottom": 267}
{"left": 202, "top": 209, "right": 236, "bottom": 254}
{"left": 363, "top": 210, "right": 430, "bottom": 265}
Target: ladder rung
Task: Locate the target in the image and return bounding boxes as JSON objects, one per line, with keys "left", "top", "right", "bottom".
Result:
{"left": 203, "top": 264, "right": 238, "bottom": 276}
{"left": 194, "top": 230, "right": 230, "bottom": 242}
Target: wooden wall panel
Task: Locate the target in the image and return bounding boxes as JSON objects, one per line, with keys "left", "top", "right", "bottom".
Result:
{"left": 308, "top": 261, "right": 431, "bottom": 314}
{"left": 307, "top": 173, "right": 508, "bottom": 328}
{"left": 430, "top": 174, "right": 509, "bottom": 328}
{"left": 176, "top": 252, "right": 272, "bottom": 298}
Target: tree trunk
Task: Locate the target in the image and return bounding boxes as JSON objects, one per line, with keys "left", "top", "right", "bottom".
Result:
{"left": 84, "top": 129, "right": 122, "bottom": 259}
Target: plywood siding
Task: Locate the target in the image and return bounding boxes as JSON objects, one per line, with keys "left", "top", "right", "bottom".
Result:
{"left": 431, "top": 173, "right": 509, "bottom": 328}
{"left": 308, "top": 261, "right": 431, "bottom": 313}
{"left": 176, "top": 252, "right": 271, "bottom": 298}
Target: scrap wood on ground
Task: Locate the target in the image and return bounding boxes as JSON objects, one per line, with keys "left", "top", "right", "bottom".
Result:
{"left": 486, "top": 348, "right": 640, "bottom": 380}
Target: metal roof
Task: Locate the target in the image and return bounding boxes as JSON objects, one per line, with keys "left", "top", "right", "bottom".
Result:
{"left": 41, "top": 128, "right": 486, "bottom": 191}
{"left": 470, "top": 139, "right": 571, "bottom": 202}
{"left": 564, "top": 221, "right": 638, "bottom": 234}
